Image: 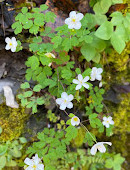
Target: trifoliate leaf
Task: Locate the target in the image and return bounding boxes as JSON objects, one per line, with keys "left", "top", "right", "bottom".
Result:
{"left": 21, "top": 7, "right": 28, "bottom": 14}
{"left": 81, "top": 44, "right": 96, "bottom": 61}
{"left": 33, "top": 84, "right": 42, "bottom": 92}
{"left": 110, "top": 32, "right": 125, "bottom": 54}
{"left": 21, "top": 82, "right": 30, "bottom": 89}
{"left": 95, "top": 21, "right": 113, "bottom": 40}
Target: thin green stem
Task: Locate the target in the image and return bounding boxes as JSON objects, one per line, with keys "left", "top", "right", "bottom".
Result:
{"left": 80, "top": 123, "right": 97, "bottom": 143}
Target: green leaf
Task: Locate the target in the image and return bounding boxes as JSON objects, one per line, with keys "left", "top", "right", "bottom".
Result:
{"left": 92, "top": 53, "right": 101, "bottom": 63}
{"left": 65, "top": 126, "right": 78, "bottom": 141}
{"left": 84, "top": 132, "right": 96, "bottom": 146}
{"left": 12, "top": 22, "right": 22, "bottom": 34}
{"left": 112, "top": 0, "right": 123, "bottom": 4}
{"left": 44, "top": 12, "right": 56, "bottom": 23}
{"left": 21, "top": 82, "right": 30, "bottom": 89}
{"left": 81, "top": 44, "right": 96, "bottom": 61}
{"left": 23, "top": 20, "right": 33, "bottom": 29}
{"left": 0, "top": 156, "right": 6, "bottom": 169}
{"left": 23, "top": 91, "right": 33, "bottom": 97}
{"left": 110, "top": 32, "right": 125, "bottom": 54}
{"left": 95, "top": 21, "right": 113, "bottom": 40}
{"left": 34, "top": 17, "right": 44, "bottom": 26}
{"left": 105, "top": 154, "right": 125, "bottom": 170}
{"left": 27, "top": 56, "right": 39, "bottom": 70}
{"left": 61, "top": 69, "right": 72, "bottom": 79}
{"left": 37, "top": 97, "right": 45, "bottom": 105}
{"left": 69, "top": 113, "right": 75, "bottom": 118}
{"left": 19, "top": 137, "right": 27, "bottom": 144}
{"left": 0, "top": 145, "right": 8, "bottom": 156}
{"left": 33, "top": 84, "right": 42, "bottom": 92}
{"left": 111, "top": 12, "right": 123, "bottom": 26}
{"left": 62, "top": 38, "right": 71, "bottom": 51}
{"left": 40, "top": 55, "right": 51, "bottom": 66}
{"left": 21, "top": 7, "right": 28, "bottom": 14}
{"left": 29, "top": 25, "right": 39, "bottom": 34}
{"left": 40, "top": 4, "right": 48, "bottom": 11}
{"left": 32, "top": 104, "right": 37, "bottom": 113}
{"left": 51, "top": 36, "right": 62, "bottom": 49}
{"left": 9, "top": 147, "right": 22, "bottom": 158}
{"left": 94, "top": 14, "right": 107, "bottom": 25}
{"left": 0, "top": 127, "right": 2, "bottom": 134}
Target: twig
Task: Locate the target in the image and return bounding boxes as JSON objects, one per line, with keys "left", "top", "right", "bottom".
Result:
{"left": 1, "top": 3, "right": 5, "bottom": 36}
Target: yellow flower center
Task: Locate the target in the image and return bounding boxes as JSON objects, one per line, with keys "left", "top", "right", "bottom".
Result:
{"left": 106, "top": 120, "right": 110, "bottom": 123}
{"left": 9, "top": 42, "right": 12, "bottom": 46}
{"left": 72, "top": 18, "right": 76, "bottom": 22}
{"left": 73, "top": 117, "right": 78, "bottom": 122}
{"left": 64, "top": 99, "right": 67, "bottom": 103}
{"left": 33, "top": 165, "right": 37, "bottom": 169}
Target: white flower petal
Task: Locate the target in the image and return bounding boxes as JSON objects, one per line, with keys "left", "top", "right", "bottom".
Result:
{"left": 36, "top": 164, "right": 44, "bottom": 170}
{"left": 5, "top": 37, "right": 11, "bottom": 43}
{"left": 83, "top": 83, "right": 89, "bottom": 89}
{"left": 98, "top": 144, "right": 106, "bottom": 153}
{"left": 102, "top": 142, "right": 112, "bottom": 146}
{"left": 68, "top": 23, "right": 75, "bottom": 29}
{"left": 96, "top": 75, "right": 102, "bottom": 81}
{"left": 105, "top": 123, "right": 110, "bottom": 128}
{"left": 24, "top": 158, "right": 34, "bottom": 166}
{"left": 11, "top": 46, "right": 16, "bottom": 52}
{"left": 90, "top": 145, "right": 98, "bottom": 155}
{"left": 103, "top": 117, "right": 107, "bottom": 121}
{"left": 92, "top": 67, "right": 97, "bottom": 72}
{"left": 78, "top": 74, "right": 83, "bottom": 81}
{"left": 97, "top": 68, "right": 103, "bottom": 74}
{"left": 60, "top": 103, "right": 67, "bottom": 110}
{"left": 5, "top": 44, "right": 11, "bottom": 50}
{"left": 61, "top": 92, "right": 68, "bottom": 100}
{"left": 12, "top": 37, "right": 17, "bottom": 46}
{"left": 56, "top": 98, "right": 63, "bottom": 105}
{"left": 71, "top": 116, "right": 80, "bottom": 126}
{"left": 68, "top": 94, "right": 74, "bottom": 101}
{"left": 66, "top": 101, "right": 73, "bottom": 109}
{"left": 76, "top": 13, "right": 84, "bottom": 21}
{"left": 73, "top": 79, "right": 79, "bottom": 84}
{"left": 74, "top": 22, "right": 81, "bottom": 29}
{"left": 25, "top": 166, "right": 33, "bottom": 170}
{"left": 110, "top": 120, "right": 114, "bottom": 125}
{"left": 65, "top": 18, "right": 71, "bottom": 25}
{"left": 76, "top": 84, "right": 82, "bottom": 90}
{"left": 108, "top": 116, "right": 112, "bottom": 120}
{"left": 71, "top": 119, "right": 76, "bottom": 126}
{"left": 83, "top": 76, "right": 89, "bottom": 82}
{"left": 99, "top": 82, "right": 102, "bottom": 88}
{"left": 33, "top": 154, "right": 40, "bottom": 165}
{"left": 69, "top": 11, "right": 76, "bottom": 18}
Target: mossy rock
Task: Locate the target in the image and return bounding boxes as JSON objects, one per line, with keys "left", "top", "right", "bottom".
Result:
{"left": 0, "top": 103, "right": 29, "bottom": 142}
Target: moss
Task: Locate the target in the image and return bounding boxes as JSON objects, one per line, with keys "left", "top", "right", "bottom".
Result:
{"left": 0, "top": 102, "right": 29, "bottom": 142}
{"left": 101, "top": 43, "right": 130, "bottom": 88}
{"left": 71, "top": 127, "right": 85, "bottom": 148}
{"left": 110, "top": 93, "right": 130, "bottom": 156}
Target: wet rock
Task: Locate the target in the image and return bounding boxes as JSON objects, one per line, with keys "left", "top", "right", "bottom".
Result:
{"left": 3, "top": 85, "right": 19, "bottom": 108}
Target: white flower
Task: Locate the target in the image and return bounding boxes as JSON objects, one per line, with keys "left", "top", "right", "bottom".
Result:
{"left": 5, "top": 37, "right": 17, "bottom": 52}
{"left": 90, "top": 67, "right": 103, "bottom": 81}
{"left": 71, "top": 116, "right": 80, "bottom": 126}
{"left": 73, "top": 74, "right": 89, "bottom": 90}
{"left": 44, "top": 53, "right": 55, "bottom": 66}
{"left": 90, "top": 142, "right": 112, "bottom": 155}
{"left": 102, "top": 116, "right": 114, "bottom": 128}
{"left": 56, "top": 92, "right": 74, "bottom": 110}
{"left": 99, "top": 82, "right": 102, "bottom": 88}
{"left": 24, "top": 154, "right": 44, "bottom": 170}
{"left": 65, "top": 11, "right": 84, "bottom": 29}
